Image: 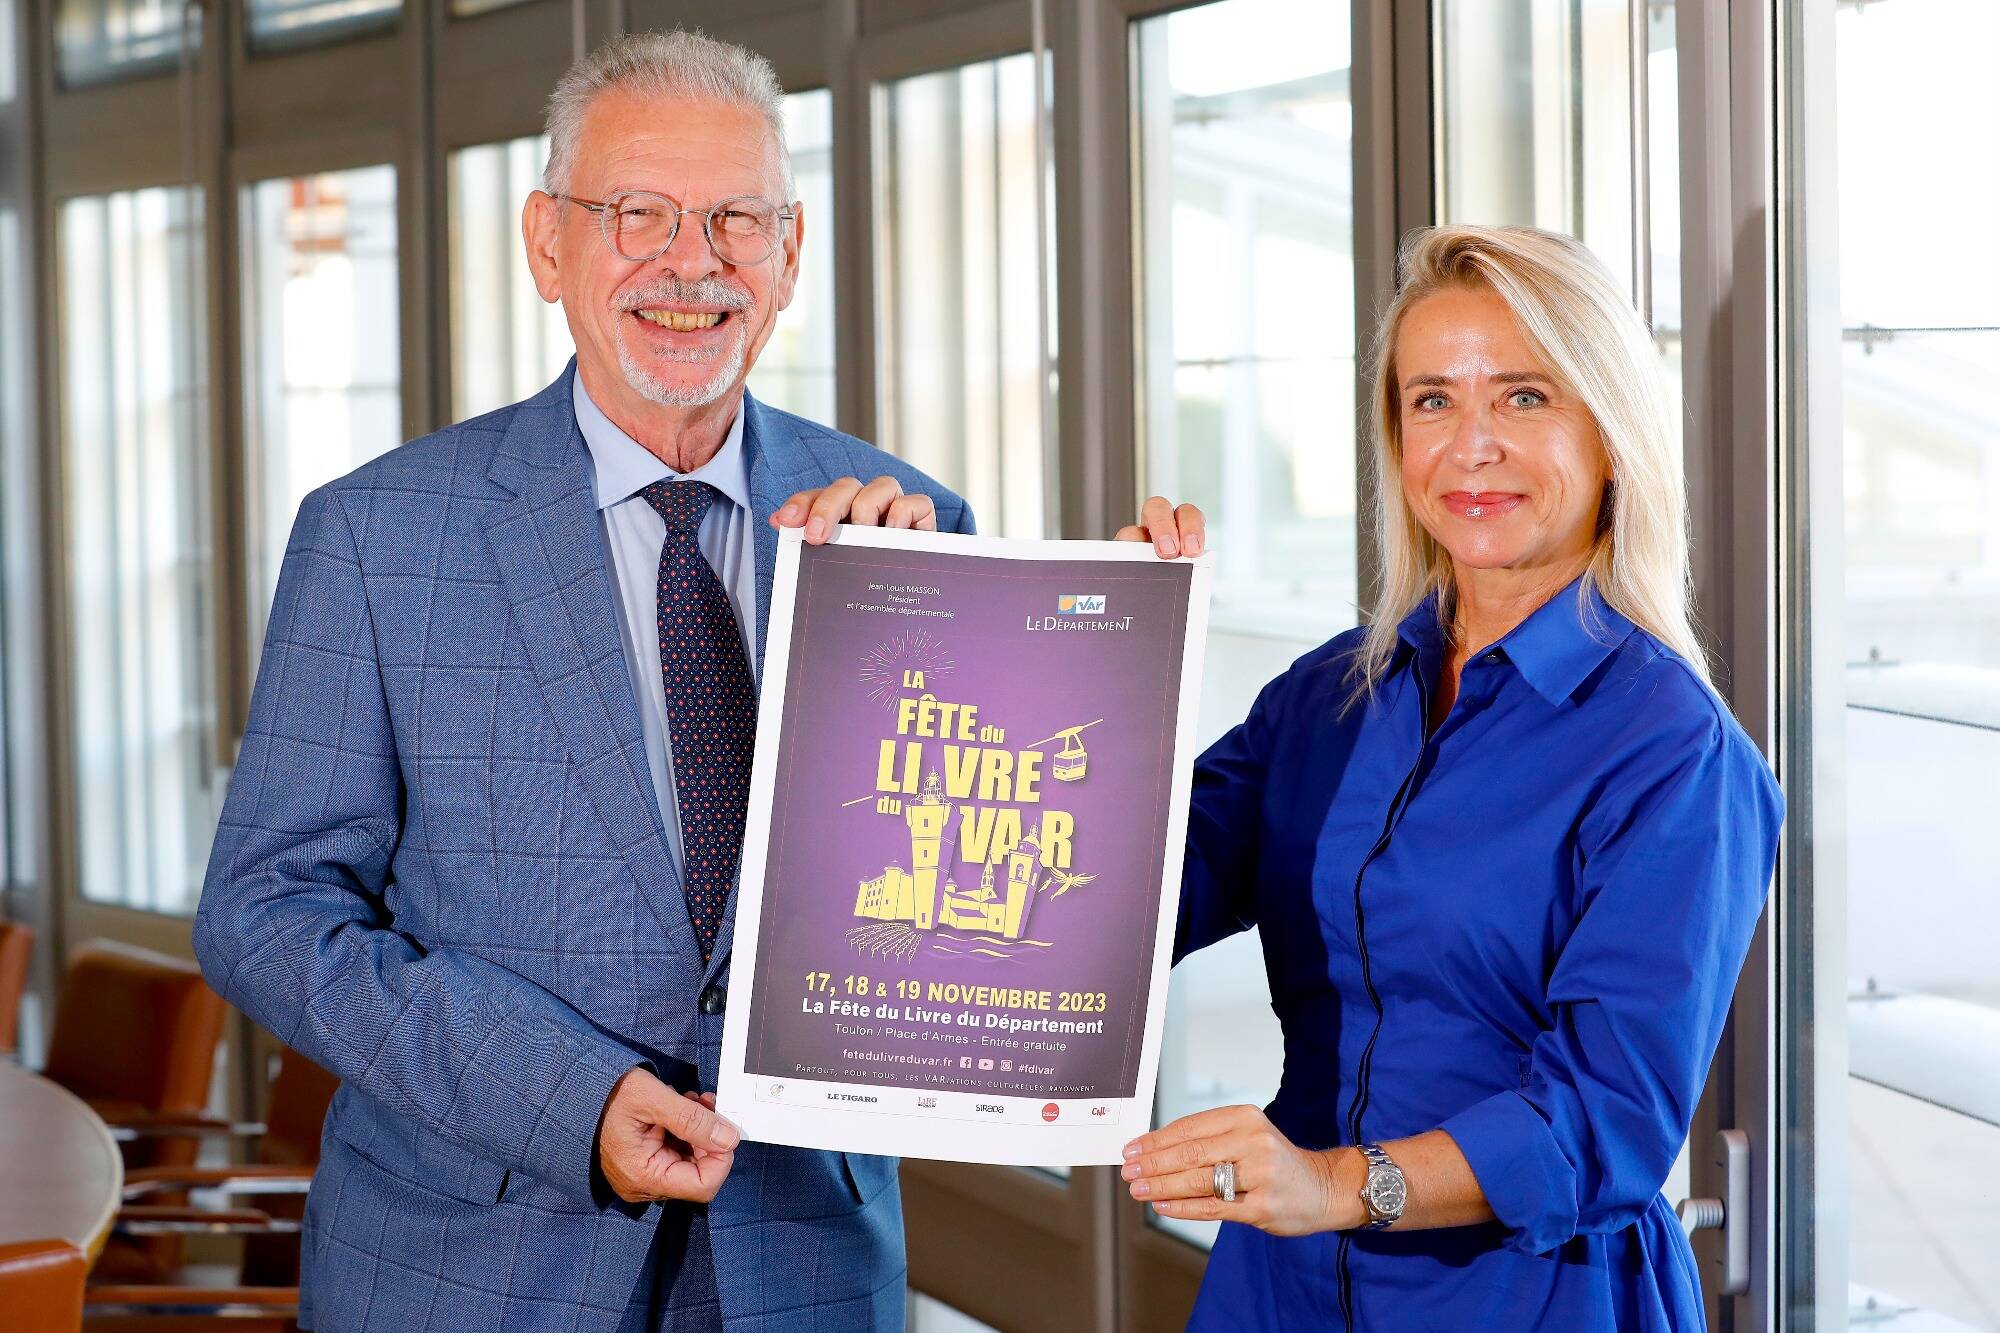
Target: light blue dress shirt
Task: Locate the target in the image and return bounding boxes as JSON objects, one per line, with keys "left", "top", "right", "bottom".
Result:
{"left": 572, "top": 375, "right": 760, "bottom": 881}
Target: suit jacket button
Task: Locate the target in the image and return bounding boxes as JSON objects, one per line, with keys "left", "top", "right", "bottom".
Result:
{"left": 699, "top": 985, "right": 727, "bottom": 1015}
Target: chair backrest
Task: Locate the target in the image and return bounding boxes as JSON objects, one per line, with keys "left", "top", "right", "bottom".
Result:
{"left": 0, "top": 1238, "right": 86, "bottom": 1331}
{"left": 42, "top": 941, "right": 225, "bottom": 1146}
{"left": 258, "top": 1046, "right": 339, "bottom": 1169}
{"left": 0, "top": 921, "right": 32, "bottom": 1057}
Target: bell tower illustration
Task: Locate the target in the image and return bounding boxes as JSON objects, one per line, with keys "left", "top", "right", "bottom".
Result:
{"left": 1001, "top": 830, "right": 1042, "bottom": 940}
{"left": 904, "top": 769, "right": 951, "bottom": 930}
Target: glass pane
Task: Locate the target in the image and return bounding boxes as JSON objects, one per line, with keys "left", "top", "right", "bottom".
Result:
{"left": 54, "top": 0, "right": 191, "bottom": 88}
{"left": 880, "top": 53, "right": 1052, "bottom": 538}
{"left": 1133, "top": 0, "right": 1352, "bottom": 1250}
{"left": 449, "top": 0, "right": 529, "bottom": 14}
{"left": 745, "top": 88, "right": 836, "bottom": 424}
{"left": 242, "top": 166, "right": 400, "bottom": 647}
{"left": 449, "top": 134, "right": 569, "bottom": 421}
{"left": 246, "top": 0, "right": 398, "bottom": 51}
{"left": 1824, "top": 2, "right": 2000, "bottom": 1326}
{"left": 1, "top": 0, "right": 18, "bottom": 101}
{"left": 61, "top": 187, "right": 216, "bottom": 915}
{"left": 1435, "top": 0, "right": 1641, "bottom": 301}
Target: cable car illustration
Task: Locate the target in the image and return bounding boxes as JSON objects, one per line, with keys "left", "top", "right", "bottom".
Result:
{"left": 1023, "top": 719, "right": 1103, "bottom": 784}
{"left": 1053, "top": 727, "right": 1090, "bottom": 782}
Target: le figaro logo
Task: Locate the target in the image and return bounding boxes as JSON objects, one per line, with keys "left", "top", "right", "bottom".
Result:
{"left": 1028, "top": 593, "right": 1133, "bottom": 633}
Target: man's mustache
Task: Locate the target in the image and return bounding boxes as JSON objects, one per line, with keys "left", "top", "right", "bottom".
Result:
{"left": 615, "top": 277, "right": 753, "bottom": 312}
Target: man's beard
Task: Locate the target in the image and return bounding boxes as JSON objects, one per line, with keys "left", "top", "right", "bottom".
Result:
{"left": 613, "top": 276, "right": 755, "bottom": 408}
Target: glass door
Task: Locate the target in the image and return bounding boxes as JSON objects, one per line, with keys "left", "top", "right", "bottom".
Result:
{"left": 1784, "top": 1, "right": 2000, "bottom": 1329}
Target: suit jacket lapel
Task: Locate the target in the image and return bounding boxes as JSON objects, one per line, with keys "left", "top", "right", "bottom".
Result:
{"left": 482, "top": 366, "right": 701, "bottom": 965}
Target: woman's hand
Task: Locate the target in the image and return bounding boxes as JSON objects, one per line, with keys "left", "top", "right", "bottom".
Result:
{"left": 1114, "top": 496, "right": 1205, "bottom": 559}
{"left": 1122, "top": 1104, "right": 1362, "bottom": 1236}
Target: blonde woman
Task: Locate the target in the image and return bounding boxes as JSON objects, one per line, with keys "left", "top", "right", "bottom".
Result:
{"left": 1116, "top": 225, "right": 1782, "bottom": 1330}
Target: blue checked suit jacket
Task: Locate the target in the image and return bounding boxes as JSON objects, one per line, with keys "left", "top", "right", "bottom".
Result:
{"left": 193, "top": 363, "right": 973, "bottom": 1332}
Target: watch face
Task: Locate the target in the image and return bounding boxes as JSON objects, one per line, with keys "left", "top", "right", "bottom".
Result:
{"left": 1367, "top": 1166, "right": 1407, "bottom": 1216}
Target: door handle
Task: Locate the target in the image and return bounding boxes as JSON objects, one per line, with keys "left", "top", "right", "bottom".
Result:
{"left": 1676, "top": 1128, "right": 1750, "bottom": 1296}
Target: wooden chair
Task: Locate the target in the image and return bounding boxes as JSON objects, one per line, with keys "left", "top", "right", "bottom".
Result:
{"left": 0, "top": 1238, "right": 88, "bottom": 1331}
{"left": 84, "top": 1045, "right": 338, "bottom": 1333}
{"left": 0, "top": 920, "right": 32, "bottom": 1060}
{"left": 42, "top": 940, "right": 226, "bottom": 1286}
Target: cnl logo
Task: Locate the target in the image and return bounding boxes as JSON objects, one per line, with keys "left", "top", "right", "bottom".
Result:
{"left": 1058, "top": 594, "right": 1107, "bottom": 616}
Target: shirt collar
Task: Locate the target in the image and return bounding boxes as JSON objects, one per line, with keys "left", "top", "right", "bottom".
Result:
{"left": 571, "top": 373, "right": 751, "bottom": 515}
{"left": 1397, "top": 576, "right": 1637, "bottom": 707}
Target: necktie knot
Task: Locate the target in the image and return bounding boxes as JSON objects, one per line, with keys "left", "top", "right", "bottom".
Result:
{"left": 639, "top": 479, "right": 723, "bottom": 534}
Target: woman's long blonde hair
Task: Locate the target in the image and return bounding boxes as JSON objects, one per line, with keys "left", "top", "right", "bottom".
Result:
{"left": 1353, "top": 224, "right": 1708, "bottom": 692}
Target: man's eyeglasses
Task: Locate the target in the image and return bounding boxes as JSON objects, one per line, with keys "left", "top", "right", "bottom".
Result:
{"left": 560, "top": 190, "right": 795, "bottom": 266}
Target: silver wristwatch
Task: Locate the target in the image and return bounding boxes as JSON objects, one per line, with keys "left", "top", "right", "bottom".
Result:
{"left": 1356, "top": 1142, "right": 1407, "bottom": 1231}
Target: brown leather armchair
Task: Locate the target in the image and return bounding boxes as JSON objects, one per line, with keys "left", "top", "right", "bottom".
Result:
{"left": 83, "top": 1045, "right": 337, "bottom": 1333}
{"left": 0, "top": 920, "right": 32, "bottom": 1059}
{"left": 42, "top": 940, "right": 226, "bottom": 1286}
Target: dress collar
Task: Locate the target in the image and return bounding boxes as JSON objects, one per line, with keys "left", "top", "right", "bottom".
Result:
{"left": 1396, "top": 575, "right": 1637, "bottom": 706}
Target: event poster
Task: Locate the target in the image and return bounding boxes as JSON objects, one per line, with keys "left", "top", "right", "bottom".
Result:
{"left": 717, "top": 527, "right": 1212, "bottom": 1165}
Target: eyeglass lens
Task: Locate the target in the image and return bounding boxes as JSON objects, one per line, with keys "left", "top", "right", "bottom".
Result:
{"left": 606, "top": 193, "right": 783, "bottom": 264}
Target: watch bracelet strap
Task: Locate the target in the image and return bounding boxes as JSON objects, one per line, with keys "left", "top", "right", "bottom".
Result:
{"left": 1357, "top": 1141, "right": 1400, "bottom": 1231}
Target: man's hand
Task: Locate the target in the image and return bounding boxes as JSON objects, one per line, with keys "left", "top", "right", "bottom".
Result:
{"left": 1114, "top": 496, "right": 1204, "bottom": 559}
{"left": 596, "top": 1067, "right": 740, "bottom": 1204}
{"left": 770, "top": 476, "right": 938, "bottom": 544}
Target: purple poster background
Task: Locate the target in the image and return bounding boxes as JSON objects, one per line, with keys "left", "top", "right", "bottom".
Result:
{"left": 744, "top": 542, "right": 1192, "bottom": 1100}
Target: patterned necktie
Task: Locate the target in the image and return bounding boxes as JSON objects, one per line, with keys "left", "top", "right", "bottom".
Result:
{"left": 638, "top": 479, "right": 754, "bottom": 962}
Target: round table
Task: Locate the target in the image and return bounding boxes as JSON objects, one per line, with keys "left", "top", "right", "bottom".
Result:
{"left": 0, "top": 1060, "right": 123, "bottom": 1261}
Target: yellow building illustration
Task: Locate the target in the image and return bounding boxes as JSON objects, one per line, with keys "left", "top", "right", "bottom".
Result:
{"left": 855, "top": 771, "right": 1047, "bottom": 942}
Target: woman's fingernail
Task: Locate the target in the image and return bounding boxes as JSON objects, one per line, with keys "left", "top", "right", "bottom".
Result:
{"left": 1156, "top": 537, "right": 1175, "bottom": 557}
{"left": 1120, "top": 1162, "right": 1139, "bottom": 1180}
{"left": 1130, "top": 1181, "right": 1151, "bottom": 1199}
{"left": 806, "top": 517, "right": 826, "bottom": 542}
{"left": 1185, "top": 534, "right": 1202, "bottom": 555}
{"left": 1123, "top": 1141, "right": 1142, "bottom": 1160}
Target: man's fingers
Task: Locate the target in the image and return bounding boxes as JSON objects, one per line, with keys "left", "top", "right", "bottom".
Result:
{"left": 644, "top": 1082, "right": 741, "bottom": 1153}
{"left": 805, "top": 477, "right": 863, "bottom": 543}
{"left": 772, "top": 489, "right": 821, "bottom": 528}
{"left": 885, "top": 493, "right": 936, "bottom": 530}
{"left": 849, "top": 476, "right": 904, "bottom": 527}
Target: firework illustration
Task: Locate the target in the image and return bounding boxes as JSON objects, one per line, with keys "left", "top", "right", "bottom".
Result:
{"left": 858, "top": 629, "right": 957, "bottom": 709}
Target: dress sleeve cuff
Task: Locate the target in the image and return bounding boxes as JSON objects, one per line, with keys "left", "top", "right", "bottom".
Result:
{"left": 1438, "top": 1091, "right": 1580, "bottom": 1256}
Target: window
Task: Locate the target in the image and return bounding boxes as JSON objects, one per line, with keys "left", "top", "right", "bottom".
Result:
{"left": 54, "top": 0, "right": 191, "bottom": 87}
{"left": 242, "top": 166, "right": 400, "bottom": 646}
{"left": 1434, "top": 0, "right": 1644, "bottom": 302}
{"left": 246, "top": 0, "right": 398, "bottom": 52}
{"left": 449, "top": 0, "right": 529, "bottom": 15}
{"left": 1815, "top": 2, "right": 2000, "bottom": 1325}
{"left": 879, "top": 54, "right": 1052, "bottom": 538}
{"left": 745, "top": 88, "right": 836, "bottom": 425}
{"left": 1132, "top": 0, "right": 1353, "bottom": 1248}
{"left": 449, "top": 134, "right": 568, "bottom": 421}
{"left": 60, "top": 187, "right": 216, "bottom": 915}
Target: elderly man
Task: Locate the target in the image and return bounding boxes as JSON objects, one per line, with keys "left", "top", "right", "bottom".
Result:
{"left": 194, "top": 30, "right": 975, "bottom": 1332}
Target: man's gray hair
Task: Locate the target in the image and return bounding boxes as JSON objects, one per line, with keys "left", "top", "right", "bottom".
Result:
{"left": 543, "top": 29, "right": 794, "bottom": 199}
